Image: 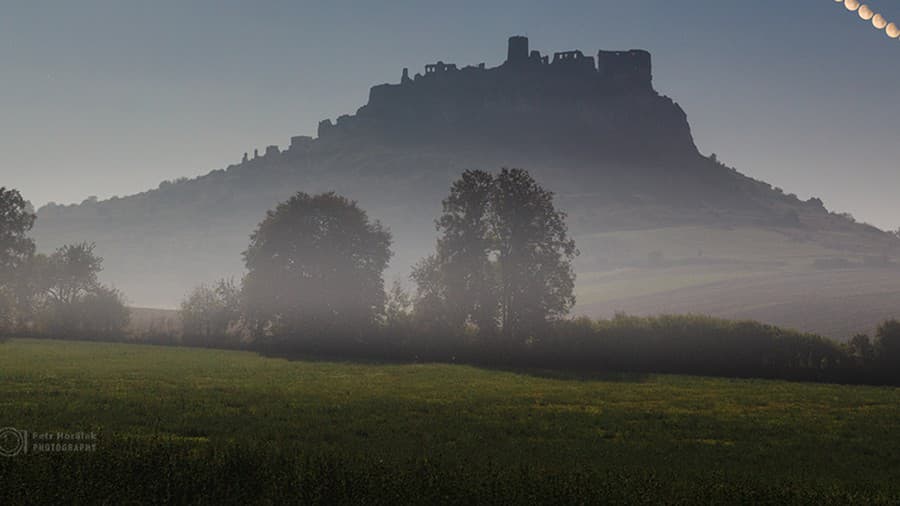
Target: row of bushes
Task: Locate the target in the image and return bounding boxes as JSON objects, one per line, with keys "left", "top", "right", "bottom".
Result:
{"left": 1, "top": 243, "right": 130, "bottom": 341}
{"left": 144, "top": 302, "right": 900, "bottom": 386}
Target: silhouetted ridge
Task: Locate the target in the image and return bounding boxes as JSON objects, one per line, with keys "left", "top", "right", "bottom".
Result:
{"left": 316, "top": 36, "right": 698, "bottom": 162}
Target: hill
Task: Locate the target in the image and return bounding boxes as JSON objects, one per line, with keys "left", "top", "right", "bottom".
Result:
{"left": 3, "top": 338, "right": 900, "bottom": 503}
{"left": 30, "top": 36, "right": 900, "bottom": 337}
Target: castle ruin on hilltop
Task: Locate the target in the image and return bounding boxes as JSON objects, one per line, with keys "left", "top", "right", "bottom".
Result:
{"left": 409, "top": 35, "right": 652, "bottom": 89}
{"left": 227, "top": 36, "right": 697, "bottom": 164}
{"left": 317, "top": 36, "right": 659, "bottom": 142}
{"left": 504, "top": 35, "right": 652, "bottom": 89}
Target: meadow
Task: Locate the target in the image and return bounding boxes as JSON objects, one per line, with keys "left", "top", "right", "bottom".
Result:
{"left": 2, "top": 338, "right": 900, "bottom": 504}
{"left": 574, "top": 225, "right": 900, "bottom": 339}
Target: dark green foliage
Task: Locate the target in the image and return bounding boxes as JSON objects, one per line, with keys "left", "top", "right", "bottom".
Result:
{"left": 243, "top": 192, "right": 392, "bottom": 345}
{"left": 180, "top": 279, "right": 243, "bottom": 347}
{"left": 433, "top": 169, "right": 497, "bottom": 333}
{"left": 410, "top": 254, "right": 455, "bottom": 334}
{"left": 72, "top": 285, "right": 131, "bottom": 339}
{"left": 847, "top": 333, "right": 876, "bottom": 363}
{"left": 417, "top": 169, "right": 577, "bottom": 342}
{"left": 875, "top": 319, "right": 900, "bottom": 379}
{"left": 0, "top": 190, "right": 132, "bottom": 340}
{"left": 247, "top": 311, "right": 878, "bottom": 386}
{"left": 531, "top": 314, "right": 851, "bottom": 382}
{"left": 29, "top": 243, "right": 130, "bottom": 339}
{"left": 0, "top": 187, "right": 36, "bottom": 278}
{"left": 0, "top": 187, "right": 36, "bottom": 333}
{"left": 492, "top": 169, "right": 577, "bottom": 339}
{"left": 356, "top": 313, "right": 857, "bottom": 384}
{"left": 34, "top": 243, "right": 103, "bottom": 307}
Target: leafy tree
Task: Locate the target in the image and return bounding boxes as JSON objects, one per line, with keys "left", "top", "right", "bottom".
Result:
{"left": 180, "top": 279, "right": 242, "bottom": 346}
{"left": 0, "top": 188, "right": 36, "bottom": 278}
{"left": 417, "top": 169, "right": 577, "bottom": 341}
{"left": 380, "top": 279, "right": 416, "bottom": 349}
{"left": 384, "top": 279, "right": 413, "bottom": 329}
{"left": 0, "top": 188, "right": 36, "bottom": 332}
{"left": 875, "top": 319, "right": 900, "bottom": 374}
{"left": 433, "top": 170, "right": 498, "bottom": 333}
{"left": 32, "top": 243, "right": 129, "bottom": 338}
{"left": 491, "top": 168, "right": 577, "bottom": 339}
{"left": 243, "top": 192, "right": 392, "bottom": 340}
{"left": 75, "top": 285, "right": 131, "bottom": 339}
{"left": 847, "top": 333, "right": 875, "bottom": 363}
{"left": 410, "top": 254, "right": 454, "bottom": 333}
{"left": 35, "top": 243, "right": 102, "bottom": 306}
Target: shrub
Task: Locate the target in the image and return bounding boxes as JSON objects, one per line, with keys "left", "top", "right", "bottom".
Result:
{"left": 180, "top": 279, "right": 243, "bottom": 348}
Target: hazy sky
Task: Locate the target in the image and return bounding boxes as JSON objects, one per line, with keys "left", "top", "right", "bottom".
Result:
{"left": 2, "top": 1, "right": 899, "bottom": 229}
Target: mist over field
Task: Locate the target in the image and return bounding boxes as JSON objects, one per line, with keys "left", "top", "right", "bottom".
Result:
{"left": 28, "top": 33, "right": 900, "bottom": 340}
{"left": 3, "top": 2, "right": 900, "bottom": 504}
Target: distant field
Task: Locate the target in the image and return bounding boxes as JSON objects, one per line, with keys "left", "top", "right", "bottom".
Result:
{"left": 2, "top": 339, "right": 900, "bottom": 504}
{"left": 574, "top": 226, "right": 900, "bottom": 339}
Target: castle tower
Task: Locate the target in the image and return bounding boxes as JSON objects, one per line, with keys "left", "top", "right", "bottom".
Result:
{"left": 507, "top": 36, "right": 529, "bottom": 65}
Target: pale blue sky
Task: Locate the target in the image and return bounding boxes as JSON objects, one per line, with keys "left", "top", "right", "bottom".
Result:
{"left": 2, "top": 1, "right": 899, "bottom": 228}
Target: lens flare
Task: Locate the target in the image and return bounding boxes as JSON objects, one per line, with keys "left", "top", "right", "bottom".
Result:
{"left": 886, "top": 23, "right": 900, "bottom": 39}
{"left": 858, "top": 5, "right": 874, "bottom": 20}
{"left": 836, "top": 1, "right": 899, "bottom": 43}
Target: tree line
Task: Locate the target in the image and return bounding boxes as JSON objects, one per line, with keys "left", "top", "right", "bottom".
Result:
{"left": 0, "top": 188, "right": 129, "bottom": 340}
{"left": 173, "top": 168, "right": 900, "bottom": 385}
{"left": 180, "top": 169, "right": 578, "bottom": 351}
{"left": 5, "top": 170, "right": 900, "bottom": 385}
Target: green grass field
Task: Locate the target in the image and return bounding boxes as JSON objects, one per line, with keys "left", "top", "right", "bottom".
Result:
{"left": 2, "top": 338, "right": 900, "bottom": 504}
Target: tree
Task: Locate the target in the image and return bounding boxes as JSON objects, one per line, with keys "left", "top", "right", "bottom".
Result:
{"left": 416, "top": 169, "right": 577, "bottom": 342}
{"left": 75, "top": 285, "right": 131, "bottom": 339}
{"left": 381, "top": 279, "right": 415, "bottom": 349}
{"left": 0, "top": 188, "right": 36, "bottom": 279}
{"left": 0, "top": 188, "right": 36, "bottom": 332}
{"left": 384, "top": 279, "right": 413, "bottom": 329}
{"left": 847, "top": 333, "right": 875, "bottom": 363}
{"left": 491, "top": 169, "right": 577, "bottom": 339}
{"left": 433, "top": 170, "right": 498, "bottom": 333}
{"left": 36, "top": 243, "right": 102, "bottom": 306}
{"left": 32, "top": 243, "right": 129, "bottom": 338}
{"left": 242, "top": 192, "right": 392, "bottom": 341}
{"left": 410, "top": 254, "right": 454, "bottom": 333}
{"left": 875, "top": 319, "right": 900, "bottom": 375}
{"left": 180, "top": 279, "right": 242, "bottom": 346}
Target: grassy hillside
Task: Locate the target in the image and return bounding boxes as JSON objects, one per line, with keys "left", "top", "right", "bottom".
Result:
{"left": 2, "top": 339, "right": 900, "bottom": 504}
{"left": 575, "top": 226, "right": 900, "bottom": 339}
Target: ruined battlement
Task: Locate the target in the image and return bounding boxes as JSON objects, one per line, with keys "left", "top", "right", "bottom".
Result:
{"left": 313, "top": 36, "right": 695, "bottom": 162}
{"left": 386, "top": 36, "right": 652, "bottom": 98}
{"left": 319, "top": 37, "right": 657, "bottom": 139}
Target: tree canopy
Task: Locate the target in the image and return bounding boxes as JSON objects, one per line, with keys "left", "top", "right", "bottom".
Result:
{"left": 243, "top": 192, "right": 392, "bottom": 339}
{"left": 180, "top": 279, "right": 242, "bottom": 346}
{"left": 29, "top": 243, "right": 129, "bottom": 338}
{"left": 0, "top": 187, "right": 36, "bottom": 279}
{"left": 415, "top": 169, "right": 577, "bottom": 341}
{"left": 0, "top": 188, "right": 36, "bottom": 331}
